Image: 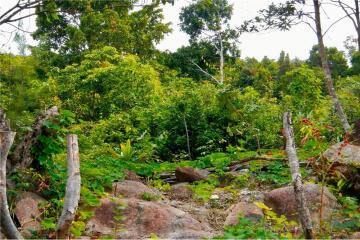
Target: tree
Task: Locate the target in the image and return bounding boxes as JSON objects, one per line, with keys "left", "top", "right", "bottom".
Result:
{"left": 179, "top": 0, "right": 240, "bottom": 85}
{"left": 242, "top": 0, "right": 351, "bottom": 132}
{"left": 160, "top": 41, "right": 219, "bottom": 81}
{"left": 278, "top": 50, "right": 292, "bottom": 76}
{"left": 307, "top": 45, "right": 349, "bottom": 78}
{"left": 331, "top": 0, "right": 360, "bottom": 51}
{"left": 54, "top": 47, "right": 161, "bottom": 120}
{"left": 32, "top": 0, "right": 171, "bottom": 67}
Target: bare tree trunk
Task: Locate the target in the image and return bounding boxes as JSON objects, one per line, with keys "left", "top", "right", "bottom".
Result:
{"left": 355, "top": 0, "right": 360, "bottom": 51}
{"left": 183, "top": 115, "right": 191, "bottom": 159}
{"left": 313, "top": 0, "right": 351, "bottom": 132}
{"left": 283, "top": 112, "right": 314, "bottom": 239}
{"left": 10, "top": 106, "right": 59, "bottom": 172}
{"left": 57, "top": 134, "right": 81, "bottom": 239}
{"left": 0, "top": 110, "right": 23, "bottom": 239}
{"left": 218, "top": 33, "right": 225, "bottom": 85}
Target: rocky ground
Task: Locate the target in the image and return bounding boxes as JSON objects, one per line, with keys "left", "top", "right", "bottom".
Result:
{"left": 11, "top": 142, "right": 360, "bottom": 239}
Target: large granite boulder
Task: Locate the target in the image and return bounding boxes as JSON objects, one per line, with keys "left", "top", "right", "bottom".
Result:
{"left": 113, "top": 180, "right": 161, "bottom": 199}
{"left": 323, "top": 142, "right": 360, "bottom": 196}
{"left": 324, "top": 142, "right": 360, "bottom": 167}
{"left": 264, "top": 184, "right": 338, "bottom": 226}
{"left": 85, "top": 197, "right": 211, "bottom": 239}
{"left": 175, "top": 167, "right": 209, "bottom": 182}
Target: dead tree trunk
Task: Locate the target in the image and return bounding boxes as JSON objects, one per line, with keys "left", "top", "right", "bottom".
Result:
{"left": 57, "top": 134, "right": 81, "bottom": 239}
{"left": 313, "top": 0, "right": 351, "bottom": 132}
{"left": 283, "top": 112, "right": 314, "bottom": 239}
{"left": 0, "top": 110, "right": 23, "bottom": 239}
{"left": 10, "top": 106, "right": 59, "bottom": 172}
{"left": 183, "top": 114, "right": 191, "bottom": 159}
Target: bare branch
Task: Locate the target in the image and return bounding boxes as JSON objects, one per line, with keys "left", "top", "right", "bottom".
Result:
{"left": 189, "top": 60, "right": 220, "bottom": 85}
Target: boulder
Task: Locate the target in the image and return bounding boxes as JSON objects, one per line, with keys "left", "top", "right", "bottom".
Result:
{"left": 15, "top": 192, "right": 46, "bottom": 237}
{"left": 113, "top": 180, "right": 161, "bottom": 199}
{"left": 224, "top": 202, "right": 264, "bottom": 226}
{"left": 123, "top": 170, "right": 141, "bottom": 182}
{"left": 324, "top": 142, "right": 360, "bottom": 196}
{"left": 175, "top": 167, "right": 209, "bottom": 182}
{"left": 264, "top": 184, "right": 338, "bottom": 225}
{"left": 85, "top": 197, "right": 211, "bottom": 239}
{"left": 167, "top": 183, "right": 193, "bottom": 201}
{"left": 324, "top": 142, "right": 360, "bottom": 167}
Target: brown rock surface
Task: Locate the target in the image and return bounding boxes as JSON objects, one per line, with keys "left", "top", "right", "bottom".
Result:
{"left": 224, "top": 202, "right": 264, "bottom": 226}
{"left": 15, "top": 192, "right": 46, "bottom": 237}
{"left": 264, "top": 184, "right": 338, "bottom": 225}
{"left": 85, "top": 197, "right": 211, "bottom": 239}
{"left": 167, "top": 183, "right": 193, "bottom": 201}
{"left": 113, "top": 180, "right": 161, "bottom": 199}
{"left": 323, "top": 142, "right": 360, "bottom": 167}
{"left": 175, "top": 166, "right": 209, "bottom": 182}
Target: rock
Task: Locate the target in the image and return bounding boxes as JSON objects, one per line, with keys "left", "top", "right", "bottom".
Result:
{"left": 15, "top": 192, "right": 46, "bottom": 237}
{"left": 239, "top": 188, "right": 265, "bottom": 202}
{"left": 124, "top": 170, "right": 141, "bottom": 181}
{"left": 324, "top": 142, "right": 360, "bottom": 167}
{"left": 167, "top": 183, "right": 193, "bottom": 201}
{"left": 175, "top": 167, "right": 209, "bottom": 182}
{"left": 209, "top": 188, "right": 237, "bottom": 208}
{"left": 324, "top": 142, "right": 360, "bottom": 196}
{"left": 167, "top": 230, "right": 210, "bottom": 239}
{"left": 85, "top": 197, "right": 211, "bottom": 239}
{"left": 350, "top": 232, "right": 360, "bottom": 239}
{"left": 264, "top": 184, "right": 338, "bottom": 225}
{"left": 224, "top": 202, "right": 264, "bottom": 226}
{"left": 113, "top": 180, "right": 161, "bottom": 199}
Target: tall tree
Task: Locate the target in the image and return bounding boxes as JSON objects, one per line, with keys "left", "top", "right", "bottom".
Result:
{"left": 242, "top": 0, "right": 351, "bottom": 132}
{"left": 331, "top": 0, "right": 360, "bottom": 51}
{"left": 180, "top": 0, "right": 239, "bottom": 85}
{"left": 32, "top": 0, "right": 171, "bottom": 67}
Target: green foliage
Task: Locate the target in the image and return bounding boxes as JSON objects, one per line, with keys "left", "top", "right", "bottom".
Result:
{"left": 189, "top": 175, "right": 219, "bottom": 202}
{"left": 141, "top": 192, "right": 160, "bottom": 201}
{"left": 33, "top": 0, "right": 171, "bottom": 66}
{"left": 307, "top": 45, "right": 349, "bottom": 78}
{"left": 219, "top": 202, "right": 299, "bottom": 239}
{"left": 55, "top": 47, "right": 161, "bottom": 120}
{"left": 280, "top": 65, "right": 324, "bottom": 114}
{"left": 149, "top": 179, "right": 171, "bottom": 192}
{"left": 254, "top": 160, "right": 291, "bottom": 186}
{"left": 332, "top": 196, "right": 360, "bottom": 233}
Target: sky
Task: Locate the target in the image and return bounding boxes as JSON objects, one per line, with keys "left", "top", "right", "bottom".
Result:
{"left": 0, "top": 0, "right": 356, "bottom": 60}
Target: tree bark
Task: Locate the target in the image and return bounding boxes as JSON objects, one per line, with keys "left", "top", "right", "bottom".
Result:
{"left": 183, "top": 114, "right": 191, "bottom": 159}
{"left": 218, "top": 33, "right": 225, "bottom": 85}
{"left": 313, "top": 0, "right": 351, "bottom": 132}
{"left": 9, "top": 106, "right": 59, "bottom": 173}
{"left": 0, "top": 110, "right": 23, "bottom": 239}
{"left": 355, "top": 0, "right": 360, "bottom": 51}
{"left": 56, "top": 134, "right": 81, "bottom": 239}
{"left": 283, "top": 112, "right": 314, "bottom": 239}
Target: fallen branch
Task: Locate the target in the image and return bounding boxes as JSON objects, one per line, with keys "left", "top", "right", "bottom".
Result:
{"left": 10, "top": 106, "right": 59, "bottom": 173}
{"left": 0, "top": 110, "right": 23, "bottom": 239}
{"left": 283, "top": 112, "right": 314, "bottom": 239}
{"left": 57, "top": 134, "right": 81, "bottom": 239}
